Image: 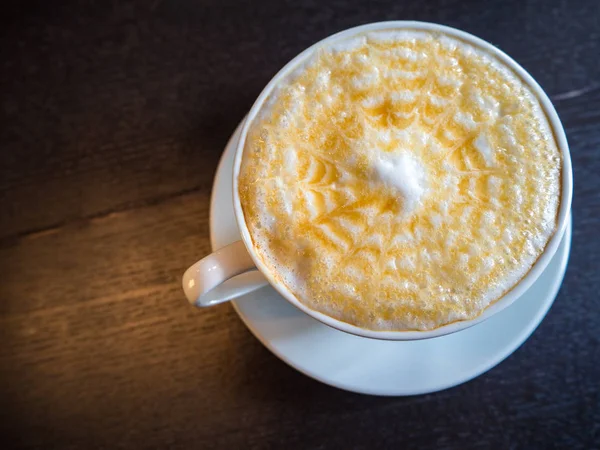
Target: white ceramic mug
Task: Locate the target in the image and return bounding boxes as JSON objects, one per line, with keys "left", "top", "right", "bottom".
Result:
{"left": 182, "top": 21, "right": 573, "bottom": 340}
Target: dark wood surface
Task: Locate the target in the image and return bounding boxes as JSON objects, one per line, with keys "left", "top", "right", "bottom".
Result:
{"left": 1, "top": 1, "right": 599, "bottom": 448}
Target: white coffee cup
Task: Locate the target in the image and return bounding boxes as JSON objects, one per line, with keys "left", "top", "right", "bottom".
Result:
{"left": 182, "top": 21, "right": 573, "bottom": 340}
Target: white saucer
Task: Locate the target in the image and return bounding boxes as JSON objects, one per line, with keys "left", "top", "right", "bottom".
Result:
{"left": 209, "top": 119, "right": 572, "bottom": 396}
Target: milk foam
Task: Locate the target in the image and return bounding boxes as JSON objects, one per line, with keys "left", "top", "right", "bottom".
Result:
{"left": 473, "top": 133, "right": 495, "bottom": 166}
{"left": 373, "top": 152, "right": 427, "bottom": 214}
{"left": 239, "top": 29, "right": 561, "bottom": 331}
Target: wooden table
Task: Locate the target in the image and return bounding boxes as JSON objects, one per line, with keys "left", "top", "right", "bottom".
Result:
{"left": 1, "top": 1, "right": 599, "bottom": 448}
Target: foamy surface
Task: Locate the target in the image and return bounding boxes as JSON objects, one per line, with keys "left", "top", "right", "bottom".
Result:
{"left": 238, "top": 29, "right": 561, "bottom": 331}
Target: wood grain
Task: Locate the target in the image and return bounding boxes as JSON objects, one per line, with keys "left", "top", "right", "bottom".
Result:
{"left": 1, "top": 0, "right": 599, "bottom": 448}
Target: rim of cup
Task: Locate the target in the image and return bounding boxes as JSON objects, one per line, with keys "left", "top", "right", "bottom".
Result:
{"left": 232, "top": 21, "right": 573, "bottom": 341}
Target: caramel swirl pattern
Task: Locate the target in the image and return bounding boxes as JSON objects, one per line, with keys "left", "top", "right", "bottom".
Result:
{"left": 239, "top": 30, "right": 561, "bottom": 331}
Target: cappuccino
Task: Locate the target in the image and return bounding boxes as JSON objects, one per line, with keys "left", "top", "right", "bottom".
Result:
{"left": 238, "top": 30, "right": 561, "bottom": 331}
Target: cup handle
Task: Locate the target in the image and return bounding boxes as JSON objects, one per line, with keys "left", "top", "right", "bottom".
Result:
{"left": 182, "top": 240, "right": 268, "bottom": 307}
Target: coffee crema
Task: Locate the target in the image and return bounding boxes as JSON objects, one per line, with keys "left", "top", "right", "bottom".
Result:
{"left": 239, "top": 30, "right": 561, "bottom": 331}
